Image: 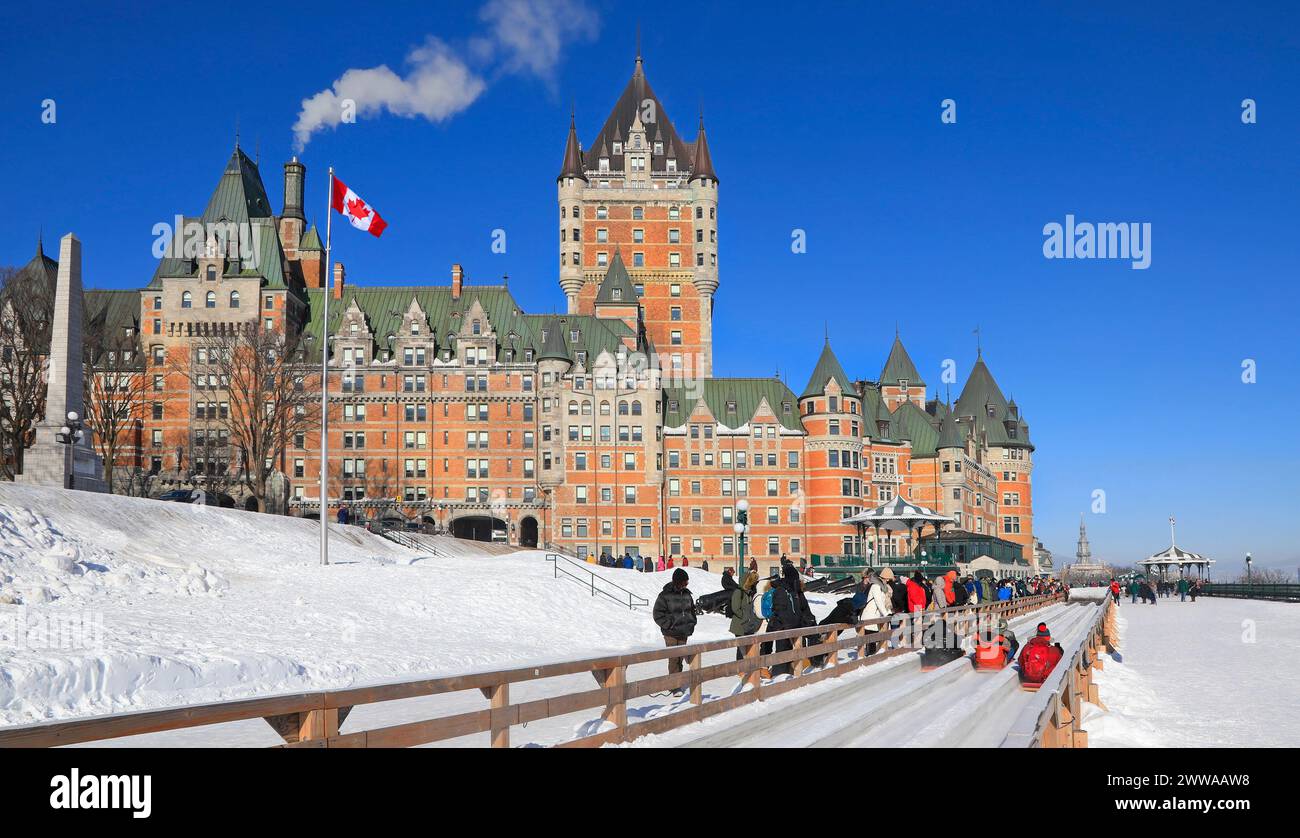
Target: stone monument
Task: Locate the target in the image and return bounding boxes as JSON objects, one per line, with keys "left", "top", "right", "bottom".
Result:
{"left": 17, "top": 233, "right": 106, "bottom": 492}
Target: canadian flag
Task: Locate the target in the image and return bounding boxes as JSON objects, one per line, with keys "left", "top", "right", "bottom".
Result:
{"left": 331, "top": 177, "right": 388, "bottom": 237}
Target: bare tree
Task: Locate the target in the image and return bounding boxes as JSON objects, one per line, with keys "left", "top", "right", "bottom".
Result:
{"left": 169, "top": 324, "right": 320, "bottom": 512}
{"left": 0, "top": 264, "right": 54, "bottom": 479}
{"left": 82, "top": 315, "right": 149, "bottom": 490}
{"left": 1232, "top": 567, "right": 1290, "bottom": 584}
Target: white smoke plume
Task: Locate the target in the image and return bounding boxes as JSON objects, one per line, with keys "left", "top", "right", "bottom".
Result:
{"left": 293, "top": 0, "right": 599, "bottom": 151}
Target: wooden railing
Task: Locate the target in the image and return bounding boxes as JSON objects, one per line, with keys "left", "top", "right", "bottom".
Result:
{"left": 0, "top": 593, "right": 1061, "bottom": 749}
{"left": 1002, "top": 596, "right": 1116, "bottom": 748}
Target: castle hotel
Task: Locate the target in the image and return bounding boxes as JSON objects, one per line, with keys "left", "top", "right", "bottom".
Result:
{"left": 21, "top": 52, "right": 1036, "bottom": 567}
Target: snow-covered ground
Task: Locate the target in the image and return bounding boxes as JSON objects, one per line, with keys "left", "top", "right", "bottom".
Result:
{"left": 1082, "top": 597, "right": 1300, "bottom": 748}
{"left": 0, "top": 483, "right": 827, "bottom": 736}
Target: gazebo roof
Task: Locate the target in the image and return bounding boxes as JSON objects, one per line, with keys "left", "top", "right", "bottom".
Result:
{"left": 841, "top": 496, "right": 955, "bottom": 530}
{"left": 1139, "top": 544, "right": 1214, "bottom": 565}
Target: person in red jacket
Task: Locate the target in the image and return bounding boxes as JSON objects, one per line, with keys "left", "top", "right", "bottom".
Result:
{"left": 1108, "top": 578, "right": 1121, "bottom": 603}
{"left": 1017, "top": 622, "right": 1064, "bottom": 685}
{"left": 905, "top": 571, "right": 928, "bottom": 613}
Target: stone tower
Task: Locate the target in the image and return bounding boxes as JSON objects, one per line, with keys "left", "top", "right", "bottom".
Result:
{"left": 559, "top": 51, "right": 720, "bottom": 377}
{"left": 1076, "top": 514, "right": 1092, "bottom": 564}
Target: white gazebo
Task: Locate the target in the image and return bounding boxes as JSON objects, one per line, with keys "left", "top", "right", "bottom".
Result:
{"left": 842, "top": 496, "right": 956, "bottom": 562}
{"left": 1137, "top": 516, "right": 1215, "bottom": 579}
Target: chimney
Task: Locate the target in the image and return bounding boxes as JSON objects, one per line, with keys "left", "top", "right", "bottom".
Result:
{"left": 283, "top": 157, "right": 306, "bottom": 220}
{"left": 333, "top": 262, "right": 345, "bottom": 300}
{"left": 451, "top": 263, "right": 463, "bottom": 299}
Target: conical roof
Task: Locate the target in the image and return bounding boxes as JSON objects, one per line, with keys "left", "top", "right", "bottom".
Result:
{"left": 954, "top": 354, "right": 1033, "bottom": 449}
{"left": 585, "top": 55, "right": 694, "bottom": 172}
{"left": 937, "top": 410, "right": 964, "bottom": 449}
{"left": 595, "top": 250, "right": 637, "bottom": 304}
{"left": 689, "top": 114, "right": 718, "bottom": 182}
{"left": 558, "top": 110, "right": 587, "bottom": 182}
{"left": 880, "top": 334, "right": 924, "bottom": 387}
{"left": 537, "top": 317, "right": 572, "bottom": 362}
{"left": 299, "top": 225, "right": 323, "bottom": 251}
{"left": 800, "top": 340, "right": 855, "bottom": 399}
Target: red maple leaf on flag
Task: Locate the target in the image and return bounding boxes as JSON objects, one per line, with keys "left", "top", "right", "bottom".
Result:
{"left": 346, "top": 197, "right": 371, "bottom": 220}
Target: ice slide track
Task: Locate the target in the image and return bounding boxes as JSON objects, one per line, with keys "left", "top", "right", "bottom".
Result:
{"left": 677, "top": 602, "right": 1097, "bottom": 749}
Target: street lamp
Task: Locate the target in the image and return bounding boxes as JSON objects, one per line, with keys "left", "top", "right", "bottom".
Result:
{"left": 55, "top": 411, "right": 85, "bottom": 490}
{"left": 1246, "top": 552, "right": 1252, "bottom": 586}
{"left": 734, "top": 498, "right": 750, "bottom": 576}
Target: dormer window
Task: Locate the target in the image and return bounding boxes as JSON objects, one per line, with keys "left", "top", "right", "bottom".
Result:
{"left": 654, "top": 141, "right": 663, "bottom": 155}
{"left": 411, "top": 323, "right": 419, "bottom": 335}
{"left": 726, "top": 401, "right": 737, "bottom": 413}
{"left": 599, "top": 157, "right": 609, "bottom": 172}
{"left": 350, "top": 323, "right": 358, "bottom": 335}
{"left": 666, "top": 159, "right": 676, "bottom": 172}
{"left": 899, "top": 378, "right": 909, "bottom": 391}
{"left": 612, "top": 141, "right": 622, "bottom": 154}
{"left": 472, "top": 320, "right": 481, "bottom": 335}
{"left": 570, "top": 328, "right": 579, "bottom": 342}
{"left": 611, "top": 288, "right": 622, "bottom": 301}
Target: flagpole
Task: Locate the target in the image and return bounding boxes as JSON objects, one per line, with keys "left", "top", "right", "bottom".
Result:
{"left": 320, "top": 166, "right": 334, "bottom": 566}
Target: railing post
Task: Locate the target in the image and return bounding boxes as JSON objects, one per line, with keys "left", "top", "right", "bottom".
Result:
{"left": 483, "top": 682, "right": 510, "bottom": 748}
{"left": 689, "top": 652, "right": 703, "bottom": 705}
{"left": 601, "top": 665, "right": 627, "bottom": 739}
{"left": 740, "top": 640, "right": 761, "bottom": 691}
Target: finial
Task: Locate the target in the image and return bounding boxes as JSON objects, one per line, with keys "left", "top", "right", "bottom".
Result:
{"left": 37, "top": 226, "right": 43, "bottom": 258}
{"left": 824, "top": 321, "right": 829, "bottom": 345}
{"left": 234, "top": 116, "right": 240, "bottom": 150}
{"left": 636, "top": 21, "right": 642, "bottom": 62}
{"left": 974, "top": 324, "right": 982, "bottom": 357}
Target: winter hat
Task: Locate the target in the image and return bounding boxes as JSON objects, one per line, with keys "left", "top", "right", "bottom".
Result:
{"left": 879, "top": 567, "right": 896, "bottom": 581}
{"left": 741, "top": 571, "right": 759, "bottom": 590}
{"left": 1036, "top": 622, "right": 1050, "bottom": 637}
{"left": 672, "top": 568, "right": 689, "bottom": 585}
{"left": 851, "top": 591, "right": 868, "bottom": 610}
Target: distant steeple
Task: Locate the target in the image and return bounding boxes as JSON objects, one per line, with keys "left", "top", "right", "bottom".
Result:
{"left": 1076, "top": 514, "right": 1092, "bottom": 564}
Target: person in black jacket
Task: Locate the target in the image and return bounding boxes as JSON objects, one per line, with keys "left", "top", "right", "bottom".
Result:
{"left": 768, "top": 564, "right": 816, "bottom": 677}
{"left": 811, "top": 590, "right": 867, "bottom": 667}
{"left": 652, "top": 568, "right": 697, "bottom": 691}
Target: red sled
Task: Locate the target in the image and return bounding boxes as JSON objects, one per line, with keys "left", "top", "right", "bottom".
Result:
{"left": 973, "top": 645, "right": 1010, "bottom": 671}
{"left": 1019, "top": 679, "right": 1045, "bottom": 692}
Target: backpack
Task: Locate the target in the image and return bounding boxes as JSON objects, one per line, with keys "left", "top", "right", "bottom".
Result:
{"left": 760, "top": 588, "right": 775, "bottom": 619}
{"left": 1020, "top": 641, "right": 1058, "bottom": 683}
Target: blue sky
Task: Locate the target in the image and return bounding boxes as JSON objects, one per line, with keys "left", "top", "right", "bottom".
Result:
{"left": 3, "top": 1, "right": 1297, "bottom": 573}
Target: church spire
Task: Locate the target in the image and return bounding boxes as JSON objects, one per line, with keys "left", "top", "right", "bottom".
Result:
{"left": 689, "top": 110, "right": 718, "bottom": 182}
{"left": 557, "top": 106, "right": 587, "bottom": 182}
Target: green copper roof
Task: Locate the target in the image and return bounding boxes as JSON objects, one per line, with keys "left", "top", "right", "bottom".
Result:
{"left": 148, "top": 147, "right": 288, "bottom": 291}
{"left": 83, "top": 290, "right": 143, "bottom": 366}
{"left": 664, "top": 377, "right": 802, "bottom": 431}
{"left": 800, "top": 340, "right": 855, "bottom": 399}
{"left": 536, "top": 316, "right": 572, "bottom": 362}
{"left": 299, "top": 225, "right": 323, "bottom": 251}
{"left": 301, "top": 284, "right": 536, "bottom": 360}
{"left": 880, "top": 334, "right": 924, "bottom": 387}
{"left": 936, "top": 409, "right": 964, "bottom": 450}
{"left": 594, "top": 251, "right": 637, "bottom": 305}
{"left": 954, "top": 355, "right": 1033, "bottom": 450}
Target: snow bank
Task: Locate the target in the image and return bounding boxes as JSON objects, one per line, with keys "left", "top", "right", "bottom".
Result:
{"left": 1083, "top": 599, "right": 1300, "bottom": 747}
{"left": 0, "top": 484, "right": 832, "bottom": 727}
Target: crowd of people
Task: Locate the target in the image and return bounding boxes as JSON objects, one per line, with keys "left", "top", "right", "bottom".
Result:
{"left": 650, "top": 559, "right": 1069, "bottom": 696}
{"left": 593, "top": 552, "right": 710, "bottom": 573}
{"left": 1118, "top": 575, "right": 1203, "bottom": 605}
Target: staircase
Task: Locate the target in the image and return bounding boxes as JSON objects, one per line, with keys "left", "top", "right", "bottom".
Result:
{"left": 545, "top": 553, "right": 649, "bottom": 610}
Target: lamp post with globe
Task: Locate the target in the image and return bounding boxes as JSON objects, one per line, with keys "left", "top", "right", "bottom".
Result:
{"left": 733, "top": 498, "right": 750, "bottom": 576}
{"left": 55, "top": 410, "right": 85, "bottom": 490}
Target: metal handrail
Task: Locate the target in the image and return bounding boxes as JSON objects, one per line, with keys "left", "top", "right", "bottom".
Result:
{"left": 545, "top": 553, "right": 650, "bottom": 610}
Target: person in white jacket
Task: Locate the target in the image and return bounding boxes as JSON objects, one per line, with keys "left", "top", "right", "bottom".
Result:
{"left": 861, "top": 571, "right": 893, "bottom": 655}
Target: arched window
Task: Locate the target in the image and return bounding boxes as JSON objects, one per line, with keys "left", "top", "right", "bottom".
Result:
{"left": 581, "top": 401, "right": 592, "bottom": 416}
{"left": 631, "top": 400, "right": 642, "bottom": 416}
{"left": 599, "top": 401, "right": 611, "bottom": 416}
{"left": 181, "top": 291, "right": 192, "bottom": 308}
{"left": 618, "top": 402, "right": 629, "bottom": 416}
{"left": 472, "top": 320, "right": 481, "bottom": 335}
{"left": 568, "top": 400, "right": 579, "bottom": 416}
{"left": 596, "top": 205, "right": 608, "bottom": 219}
{"left": 205, "top": 291, "right": 216, "bottom": 308}
{"left": 206, "top": 266, "right": 216, "bottom": 281}
{"left": 229, "top": 290, "right": 240, "bottom": 308}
